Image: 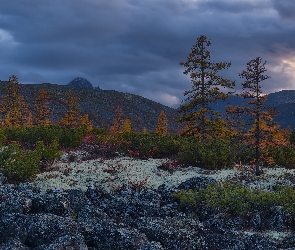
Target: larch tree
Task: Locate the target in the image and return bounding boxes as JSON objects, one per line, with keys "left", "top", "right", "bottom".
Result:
{"left": 239, "top": 57, "right": 277, "bottom": 175}
{"left": 80, "top": 114, "right": 93, "bottom": 130}
{"left": 2, "top": 75, "right": 29, "bottom": 127}
{"left": 122, "top": 118, "right": 132, "bottom": 133}
{"left": 178, "top": 35, "right": 235, "bottom": 138}
{"left": 59, "top": 90, "right": 81, "bottom": 128}
{"left": 34, "top": 89, "right": 52, "bottom": 125}
{"left": 142, "top": 127, "right": 147, "bottom": 134}
{"left": 110, "top": 106, "right": 125, "bottom": 135}
{"left": 26, "top": 111, "right": 34, "bottom": 127}
{"left": 156, "top": 110, "right": 168, "bottom": 136}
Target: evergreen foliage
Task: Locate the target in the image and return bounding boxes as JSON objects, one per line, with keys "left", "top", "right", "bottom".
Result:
{"left": 237, "top": 57, "right": 279, "bottom": 175}
{"left": 34, "top": 89, "right": 52, "bottom": 125}
{"left": 174, "top": 182, "right": 295, "bottom": 217}
{"left": 110, "top": 106, "right": 125, "bottom": 135}
{"left": 1, "top": 75, "right": 29, "bottom": 127}
{"left": 123, "top": 119, "right": 132, "bottom": 133}
{"left": 178, "top": 35, "right": 235, "bottom": 138}
{"left": 59, "top": 90, "right": 81, "bottom": 128}
{"left": 0, "top": 142, "right": 41, "bottom": 183}
{"left": 156, "top": 110, "right": 168, "bottom": 136}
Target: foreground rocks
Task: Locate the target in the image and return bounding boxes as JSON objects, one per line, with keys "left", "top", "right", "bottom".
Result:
{"left": 0, "top": 176, "right": 294, "bottom": 249}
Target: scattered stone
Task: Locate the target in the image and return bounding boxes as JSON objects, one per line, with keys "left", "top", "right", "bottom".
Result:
{"left": 0, "top": 175, "right": 294, "bottom": 249}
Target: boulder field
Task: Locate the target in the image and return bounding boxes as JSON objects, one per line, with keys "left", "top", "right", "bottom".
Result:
{"left": 0, "top": 175, "right": 295, "bottom": 249}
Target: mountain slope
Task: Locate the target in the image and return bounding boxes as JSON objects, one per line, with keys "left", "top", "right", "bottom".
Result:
{"left": 1, "top": 80, "right": 295, "bottom": 131}
{"left": 0, "top": 81, "right": 182, "bottom": 133}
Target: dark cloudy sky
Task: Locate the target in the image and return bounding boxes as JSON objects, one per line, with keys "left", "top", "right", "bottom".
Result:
{"left": 0, "top": 0, "right": 295, "bottom": 108}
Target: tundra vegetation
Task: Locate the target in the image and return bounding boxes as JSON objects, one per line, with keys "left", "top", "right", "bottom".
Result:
{"left": 0, "top": 35, "right": 295, "bottom": 219}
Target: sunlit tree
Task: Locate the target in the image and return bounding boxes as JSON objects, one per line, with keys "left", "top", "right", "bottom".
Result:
{"left": 239, "top": 57, "right": 276, "bottom": 175}
{"left": 34, "top": 89, "right": 52, "bottom": 125}
{"left": 178, "top": 35, "right": 235, "bottom": 138}
{"left": 123, "top": 118, "right": 132, "bottom": 133}
{"left": 110, "top": 106, "right": 125, "bottom": 135}
{"left": 142, "top": 127, "right": 147, "bottom": 134}
{"left": 2, "top": 75, "right": 29, "bottom": 127}
{"left": 80, "top": 114, "right": 93, "bottom": 130}
{"left": 59, "top": 90, "right": 81, "bottom": 128}
{"left": 156, "top": 110, "right": 168, "bottom": 136}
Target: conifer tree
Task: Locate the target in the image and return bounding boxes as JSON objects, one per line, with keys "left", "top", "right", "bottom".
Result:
{"left": 142, "top": 127, "right": 147, "bottom": 134}
{"left": 80, "top": 114, "right": 93, "bottom": 130}
{"left": 156, "top": 110, "right": 168, "bottom": 136}
{"left": 110, "top": 106, "right": 124, "bottom": 135}
{"left": 178, "top": 35, "right": 235, "bottom": 138}
{"left": 26, "top": 111, "right": 34, "bottom": 127}
{"left": 59, "top": 91, "right": 81, "bottom": 128}
{"left": 239, "top": 57, "right": 276, "bottom": 175}
{"left": 34, "top": 89, "right": 52, "bottom": 125}
{"left": 123, "top": 118, "right": 132, "bottom": 133}
{"left": 2, "top": 75, "right": 28, "bottom": 127}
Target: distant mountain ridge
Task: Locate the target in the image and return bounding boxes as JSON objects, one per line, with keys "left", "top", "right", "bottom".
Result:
{"left": 0, "top": 80, "right": 181, "bottom": 133}
{"left": 1, "top": 78, "right": 295, "bottom": 131}
{"left": 213, "top": 90, "right": 295, "bottom": 129}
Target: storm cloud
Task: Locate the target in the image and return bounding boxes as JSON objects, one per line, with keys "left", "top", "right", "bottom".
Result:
{"left": 0, "top": 0, "right": 294, "bottom": 107}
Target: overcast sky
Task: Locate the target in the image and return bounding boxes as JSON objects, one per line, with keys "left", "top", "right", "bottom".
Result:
{"left": 0, "top": 0, "right": 295, "bottom": 108}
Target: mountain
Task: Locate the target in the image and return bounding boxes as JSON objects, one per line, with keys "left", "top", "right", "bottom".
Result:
{"left": 0, "top": 81, "right": 182, "bottom": 133}
{"left": 265, "top": 90, "right": 295, "bottom": 106}
{"left": 212, "top": 90, "right": 295, "bottom": 130}
{"left": 1, "top": 79, "right": 295, "bottom": 131}
{"left": 68, "top": 77, "right": 100, "bottom": 89}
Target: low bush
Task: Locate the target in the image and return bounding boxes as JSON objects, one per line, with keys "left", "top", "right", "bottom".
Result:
{"left": 0, "top": 129, "right": 6, "bottom": 147}
{"left": 178, "top": 137, "right": 236, "bottom": 169}
{"left": 35, "top": 140, "right": 61, "bottom": 160}
{"left": 177, "top": 137, "right": 199, "bottom": 166}
{"left": 0, "top": 140, "right": 62, "bottom": 183}
{"left": 0, "top": 142, "right": 41, "bottom": 184}
{"left": 115, "top": 132, "right": 180, "bottom": 159}
{"left": 174, "top": 182, "right": 295, "bottom": 217}
{"left": 3, "top": 125, "right": 91, "bottom": 149}
{"left": 267, "top": 145, "right": 295, "bottom": 168}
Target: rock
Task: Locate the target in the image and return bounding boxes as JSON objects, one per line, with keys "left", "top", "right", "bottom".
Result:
{"left": 68, "top": 77, "right": 95, "bottom": 89}
{"left": 244, "top": 234, "right": 277, "bottom": 250}
{"left": 1, "top": 181, "right": 295, "bottom": 249}
{"left": 0, "top": 173, "right": 7, "bottom": 185}
{"left": 81, "top": 221, "right": 148, "bottom": 249}
{"left": 177, "top": 176, "right": 217, "bottom": 191}
{"left": 203, "top": 214, "right": 244, "bottom": 231}
{"left": 0, "top": 239, "right": 30, "bottom": 250}
{"left": 249, "top": 212, "right": 262, "bottom": 229}
{"left": 278, "top": 233, "right": 295, "bottom": 249}
{"left": 135, "top": 216, "right": 202, "bottom": 249}
{"left": 31, "top": 189, "right": 71, "bottom": 216}
{"left": 34, "top": 235, "right": 88, "bottom": 250}
{"left": 268, "top": 206, "right": 292, "bottom": 230}
{"left": 200, "top": 231, "right": 246, "bottom": 250}
{"left": 139, "top": 241, "right": 164, "bottom": 250}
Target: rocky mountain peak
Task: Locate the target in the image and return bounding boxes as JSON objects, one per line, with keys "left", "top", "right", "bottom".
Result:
{"left": 68, "top": 77, "right": 99, "bottom": 89}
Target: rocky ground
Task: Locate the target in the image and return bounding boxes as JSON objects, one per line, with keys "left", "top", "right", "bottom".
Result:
{"left": 1, "top": 150, "right": 295, "bottom": 249}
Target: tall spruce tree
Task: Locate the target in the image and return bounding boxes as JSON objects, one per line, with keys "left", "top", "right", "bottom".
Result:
{"left": 178, "top": 35, "right": 235, "bottom": 138}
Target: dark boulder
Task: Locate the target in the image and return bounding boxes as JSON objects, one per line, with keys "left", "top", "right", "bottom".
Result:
{"left": 177, "top": 176, "right": 217, "bottom": 191}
